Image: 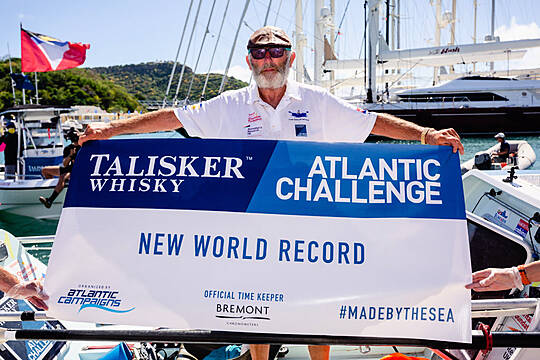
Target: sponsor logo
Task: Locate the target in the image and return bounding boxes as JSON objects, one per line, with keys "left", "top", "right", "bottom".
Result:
{"left": 57, "top": 285, "right": 135, "bottom": 314}
{"left": 295, "top": 124, "right": 307, "bottom": 137}
{"left": 514, "top": 219, "right": 529, "bottom": 237}
{"left": 246, "top": 125, "right": 263, "bottom": 137}
{"left": 494, "top": 209, "right": 508, "bottom": 224}
{"left": 87, "top": 153, "right": 246, "bottom": 193}
{"left": 215, "top": 303, "right": 271, "bottom": 320}
{"left": 288, "top": 110, "right": 309, "bottom": 118}
{"left": 248, "top": 112, "right": 262, "bottom": 122}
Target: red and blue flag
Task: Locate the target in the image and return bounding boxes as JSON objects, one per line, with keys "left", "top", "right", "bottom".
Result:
{"left": 21, "top": 28, "right": 90, "bottom": 72}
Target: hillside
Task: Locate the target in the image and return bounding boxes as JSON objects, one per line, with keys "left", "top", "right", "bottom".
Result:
{"left": 0, "top": 59, "right": 143, "bottom": 113}
{"left": 91, "top": 61, "right": 247, "bottom": 102}
{"left": 0, "top": 60, "right": 247, "bottom": 112}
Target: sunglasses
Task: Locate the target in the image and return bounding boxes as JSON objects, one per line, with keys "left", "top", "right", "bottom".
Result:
{"left": 249, "top": 47, "right": 291, "bottom": 60}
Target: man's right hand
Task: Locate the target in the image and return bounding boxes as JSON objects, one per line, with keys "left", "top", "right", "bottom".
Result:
{"left": 6, "top": 280, "right": 49, "bottom": 310}
{"left": 79, "top": 122, "right": 113, "bottom": 146}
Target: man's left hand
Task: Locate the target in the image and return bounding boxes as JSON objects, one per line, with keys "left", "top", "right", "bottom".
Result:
{"left": 426, "top": 128, "right": 464, "bottom": 155}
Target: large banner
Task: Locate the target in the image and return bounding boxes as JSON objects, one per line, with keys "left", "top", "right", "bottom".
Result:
{"left": 46, "top": 139, "right": 471, "bottom": 342}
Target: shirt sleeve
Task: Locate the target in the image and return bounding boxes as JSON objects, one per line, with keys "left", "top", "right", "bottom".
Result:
{"left": 322, "top": 91, "right": 377, "bottom": 143}
{"left": 173, "top": 96, "right": 224, "bottom": 138}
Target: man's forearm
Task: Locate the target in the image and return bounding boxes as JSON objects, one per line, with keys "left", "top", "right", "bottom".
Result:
{"left": 107, "top": 109, "right": 181, "bottom": 137}
{"left": 370, "top": 113, "right": 425, "bottom": 141}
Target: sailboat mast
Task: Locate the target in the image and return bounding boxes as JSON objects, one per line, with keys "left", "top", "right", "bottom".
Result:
{"left": 295, "top": 0, "right": 305, "bottom": 83}
{"left": 263, "top": 0, "right": 273, "bottom": 26}
{"left": 329, "top": 0, "right": 336, "bottom": 93}
{"left": 396, "top": 0, "right": 400, "bottom": 49}
{"left": 490, "top": 0, "right": 495, "bottom": 71}
{"left": 163, "top": 0, "right": 195, "bottom": 108}
{"left": 433, "top": 0, "right": 441, "bottom": 84}
{"left": 473, "top": 0, "right": 477, "bottom": 72}
{"left": 366, "top": 0, "right": 380, "bottom": 103}
{"left": 7, "top": 43, "right": 16, "bottom": 105}
{"left": 219, "top": 0, "right": 250, "bottom": 94}
{"left": 313, "top": 0, "right": 324, "bottom": 86}
{"left": 34, "top": 72, "right": 39, "bottom": 104}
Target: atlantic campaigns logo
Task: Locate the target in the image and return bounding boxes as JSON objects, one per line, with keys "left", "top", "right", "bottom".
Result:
{"left": 57, "top": 287, "right": 135, "bottom": 314}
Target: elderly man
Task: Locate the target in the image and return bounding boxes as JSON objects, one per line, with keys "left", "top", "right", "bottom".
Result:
{"left": 80, "top": 26, "right": 463, "bottom": 360}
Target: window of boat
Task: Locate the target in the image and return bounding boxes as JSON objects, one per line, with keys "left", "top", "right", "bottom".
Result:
{"left": 397, "top": 92, "right": 509, "bottom": 102}
{"left": 24, "top": 122, "right": 63, "bottom": 149}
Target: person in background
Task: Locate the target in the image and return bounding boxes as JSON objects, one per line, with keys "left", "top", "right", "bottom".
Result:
{"left": 0, "top": 122, "right": 19, "bottom": 179}
{"left": 79, "top": 26, "right": 464, "bottom": 360}
{"left": 39, "top": 128, "right": 81, "bottom": 208}
{"left": 466, "top": 261, "right": 540, "bottom": 291}
{"left": 491, "top": 132, "right": 510, "bottom": 163}
{"left": 0, "top": 266, "right": 48, "bottom": 310}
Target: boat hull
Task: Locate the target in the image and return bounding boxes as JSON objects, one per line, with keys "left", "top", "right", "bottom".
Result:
{"left": 0, "top": 179, "right": 66, "bottom": 220}
{"left": 365, "top": 105, "right": 540, "bottom": 136}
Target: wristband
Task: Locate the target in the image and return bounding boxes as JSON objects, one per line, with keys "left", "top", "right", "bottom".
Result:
{"left": 420, "top": 128, "right": 433, "bottom": 145}
{"left": 518, "top": 265, "right": 532, "bottom": 285}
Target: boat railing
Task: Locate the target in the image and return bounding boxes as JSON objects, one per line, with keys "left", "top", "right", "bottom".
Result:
{"left": 398, "top": 95, "right": 473, "bottom": 105}
{"left": 398, "top": 93, "right": 507, "bottom": 105}
{"left": 3, "top": 298, "right": 535, "bottom": 322}
{"left": 60, "top": 112, "right": 142, "bottom": 125}
{"left": 1, "top": 298, "right": 539, "bottom": 349}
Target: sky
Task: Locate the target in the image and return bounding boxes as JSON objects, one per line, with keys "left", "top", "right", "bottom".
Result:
{"left": 2, "top": 0, "right": 540, "bottom": 98}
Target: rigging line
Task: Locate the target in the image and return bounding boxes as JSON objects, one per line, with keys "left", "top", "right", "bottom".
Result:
{"left": 201, "top": 0, "right": 231, "bottom": 100}
{"left": 254, "top": 0, "right": 327, "bottom": 46}
{"left": 273, "top": 0, "right": 283, "bottom": 26}
{"left": 388, "top": 61, "right": 419, "bottom": 89}
{"left": 173, "top": 0, "right": 204, "bottom": 106}
{"left": 263, "top": 0, "right": 273, "bottom": 26}
{"left": 251, "top": 0, "right": 263, "bottom": 26}
{"left": 334, "top": 0, "right": 352, "bottom": 44}
{"left": 162, "top": 0, "right": 195, "bottom": 108}
{"left": 219, "top": 0, "right": 251, "bottom": 94}
{"left": 243, "top": 21, "right": 256, "bottom": 32}
{"left": 185, "top": 0, "right": 218, "bottom": 101}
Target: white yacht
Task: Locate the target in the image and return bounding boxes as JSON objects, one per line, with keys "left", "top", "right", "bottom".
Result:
{"left": 366, "top": 77, "right": 540, "bottom": 135}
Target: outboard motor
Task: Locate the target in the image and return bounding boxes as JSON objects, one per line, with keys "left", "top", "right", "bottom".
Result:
{"left": 474, "top": 153, "right": 492, "bottom": 170}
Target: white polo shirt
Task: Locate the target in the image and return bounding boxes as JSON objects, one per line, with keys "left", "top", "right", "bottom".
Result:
{"left": 174, "top": 80, "right": 377, "bottom": 142}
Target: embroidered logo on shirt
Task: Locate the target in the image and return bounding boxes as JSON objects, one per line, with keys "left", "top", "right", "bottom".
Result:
{"left": 289, "top": 110, "right": 309, "bottom": 118}
{"left": 248, "top": 112, "right": 262, "bottom": 122}
{"left": 295, "top": 124, "right": 307, "bottom": 137}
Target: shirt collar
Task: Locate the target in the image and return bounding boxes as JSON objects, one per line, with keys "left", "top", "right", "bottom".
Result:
{"left": 246, "top": 79, "right": 302, "bottom": 105}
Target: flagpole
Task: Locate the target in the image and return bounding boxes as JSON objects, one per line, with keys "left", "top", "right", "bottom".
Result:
{"left": 34, "top": 72, "right": 39, "bottom": 104}
{"left": 19, "top": 23, "right": 26, "bottom": 105}
{"left": 6, "top": 43, "right": 17, "bottom": 106}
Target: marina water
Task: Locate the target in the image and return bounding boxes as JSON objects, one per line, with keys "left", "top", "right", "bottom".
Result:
{"left": 1, "top": 134, "right": 539, "bottom": 263}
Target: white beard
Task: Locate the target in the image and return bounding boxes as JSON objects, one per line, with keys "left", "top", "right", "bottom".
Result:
{"left": 250, "top": 56, "right": 290, "bottom": 89}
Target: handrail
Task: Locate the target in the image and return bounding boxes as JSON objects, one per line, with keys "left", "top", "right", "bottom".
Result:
{"left": 1, "top": 328, "right": 539, "bottom": 348}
